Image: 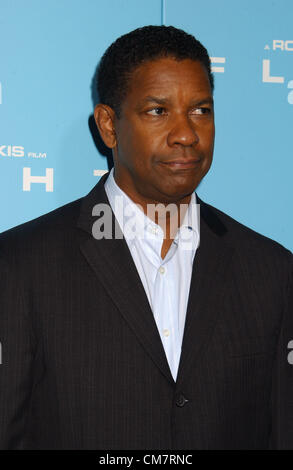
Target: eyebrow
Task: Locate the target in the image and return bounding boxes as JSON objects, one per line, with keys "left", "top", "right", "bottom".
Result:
{"left": 139, "top": 96, "right": 214, "bottom": 107}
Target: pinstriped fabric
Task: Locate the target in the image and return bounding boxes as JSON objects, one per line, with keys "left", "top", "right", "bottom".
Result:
{"left": 0, "top": 174, "right": 292, "bottom": 449}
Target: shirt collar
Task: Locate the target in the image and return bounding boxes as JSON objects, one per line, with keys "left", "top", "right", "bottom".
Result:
{"left": 104, "top": 167, "right": 200, "bottom": 250}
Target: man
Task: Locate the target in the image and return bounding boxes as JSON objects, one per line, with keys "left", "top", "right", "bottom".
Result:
{"left": 0, "top": 25, "right": 292, "bottom": 450}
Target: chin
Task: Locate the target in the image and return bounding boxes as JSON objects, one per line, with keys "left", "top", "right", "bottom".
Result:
{"left": 157, "top": 185, "right": 196, "bottom": 203}
{"left": 163, "top": 178, "right": 201, "bottom": 197}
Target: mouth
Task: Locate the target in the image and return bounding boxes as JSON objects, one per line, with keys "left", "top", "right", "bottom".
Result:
{"left": 158, "top": 159, "right": 201, "bottom": 170}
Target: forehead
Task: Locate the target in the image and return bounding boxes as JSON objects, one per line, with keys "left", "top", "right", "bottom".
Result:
{"left": 126, "top": 57, "right": 212, "bottom": 101}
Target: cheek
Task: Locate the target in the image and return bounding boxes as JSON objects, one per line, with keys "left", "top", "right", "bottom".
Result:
{"left": 119, "top": 122, "right": 147, "bottom": 154}
{"left": 200, "top": 127, "right": 215, "bottom": 154}
{"left": 118, "top": 133, "right": 153, "bottom": 174}
{"left": 209, "top": 123, "right": 216, "bottom": 142}
{"left": 126, "top": 132, "right": 158, "bottom": 165}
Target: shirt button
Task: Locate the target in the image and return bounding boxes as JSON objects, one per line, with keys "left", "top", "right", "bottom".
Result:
{"left": 175, "top": 394, "right": 189, "bottom": 407}
{"left": 163, "top": 329, "right": 170, "bottom": 337}
{"left": 159, "top": 266, "right": 165, "bottom": 274}
{"left": 150, "top": 226, "right": 158, "bottom": 235}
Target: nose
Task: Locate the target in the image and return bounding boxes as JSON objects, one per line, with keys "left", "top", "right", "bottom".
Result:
{"left": 167, "top": 114, "right": 199, "bottom": 147}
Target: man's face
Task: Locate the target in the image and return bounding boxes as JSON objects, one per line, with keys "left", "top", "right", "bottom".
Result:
{"left": 112, "top": 57, "right": 215, "bottom": 205}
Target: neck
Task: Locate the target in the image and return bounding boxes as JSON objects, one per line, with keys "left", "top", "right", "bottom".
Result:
{"left": 112, "top": 169, "right": 192, "bottom": 238}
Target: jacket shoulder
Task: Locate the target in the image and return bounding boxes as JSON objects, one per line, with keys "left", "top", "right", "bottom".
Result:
{"left": 200, "top": 198, "right": 292, "bottom": 261}
{"left": 0, "top": 197, "right": 84, "bottom": 254}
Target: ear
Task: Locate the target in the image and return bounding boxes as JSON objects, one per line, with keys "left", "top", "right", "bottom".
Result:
{"left": 94, "top": 104, "right": 116, "bottom": 149}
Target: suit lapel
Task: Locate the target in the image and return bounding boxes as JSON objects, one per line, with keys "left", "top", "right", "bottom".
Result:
{"left": 176, "top": 197, "right": 235, "bottom": 386}
{"left": 77, "top": 175, "right": 234, "bottom": 387}
{"left": 77, "top": 174, "right": 175, "bottom": 385}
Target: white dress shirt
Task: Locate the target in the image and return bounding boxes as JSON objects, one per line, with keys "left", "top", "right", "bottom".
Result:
{"left": 104, "top": 168, "right": 200, "bottom": 381}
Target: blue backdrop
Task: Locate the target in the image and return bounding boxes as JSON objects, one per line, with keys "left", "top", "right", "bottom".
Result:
{"left": 0, "top": 0, "right": 292, "bottom": 251}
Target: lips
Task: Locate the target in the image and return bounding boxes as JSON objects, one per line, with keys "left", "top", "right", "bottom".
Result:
{"left": 159, "top": 159, "right": 201, "bottom": 169}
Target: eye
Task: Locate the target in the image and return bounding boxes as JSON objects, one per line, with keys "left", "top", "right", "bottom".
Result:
{"left": 146, "top": 107, "right": 167, "bottom": 116}
{"left": 190, "top": 107, "right": 211, "bottom": 115}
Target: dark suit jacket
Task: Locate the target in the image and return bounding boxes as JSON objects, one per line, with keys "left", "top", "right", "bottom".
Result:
{"left": 0, "top": 173, "right": 292, "bottom": 450}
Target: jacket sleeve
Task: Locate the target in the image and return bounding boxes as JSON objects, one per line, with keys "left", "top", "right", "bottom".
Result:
{"left": 269, "top": 252, "right": 293, "bottom": 449}
{"left": 0, "top": 249, "right": 37, "bottom": 449}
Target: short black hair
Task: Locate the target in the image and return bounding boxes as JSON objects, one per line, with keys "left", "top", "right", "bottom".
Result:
{"left": 96, "top": 25, "right": 214, "bottom": 118}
